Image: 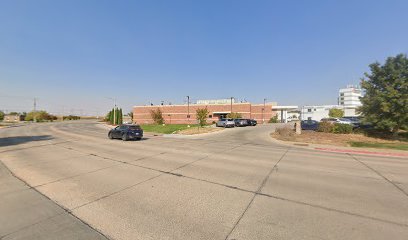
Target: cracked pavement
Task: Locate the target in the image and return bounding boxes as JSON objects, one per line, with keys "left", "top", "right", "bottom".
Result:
{"left": 1, "top": 121, "right": 407, "bottom": 239}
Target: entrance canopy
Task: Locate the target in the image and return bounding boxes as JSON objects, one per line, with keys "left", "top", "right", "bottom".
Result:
{"left": 272, "top": 106, "right": 299, "bottom": 123}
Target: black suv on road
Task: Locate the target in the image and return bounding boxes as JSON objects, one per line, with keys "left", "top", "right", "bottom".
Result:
{"left": 108, "top": 124, "right": 143, "bottom": 141}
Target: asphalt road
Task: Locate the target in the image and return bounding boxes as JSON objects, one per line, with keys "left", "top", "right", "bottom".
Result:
{"left": 0, "top": 121, "right": 407, "bottom": 240}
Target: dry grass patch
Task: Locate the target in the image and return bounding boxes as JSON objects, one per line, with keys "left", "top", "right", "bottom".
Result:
{"left": 272, "top": 130, "right": 408, "bottom": 150}
{"left": 177, "top": 126, "right": 224, "bottom": 135}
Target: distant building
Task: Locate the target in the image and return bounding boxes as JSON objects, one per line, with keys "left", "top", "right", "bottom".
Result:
{"left": 301, "top": 105, "right": 341, "bottom": 121}
{"left": 338, "top": 84, "right": 363, "bottom": 117}
{"left": 3, "top": 114, "right": 24, "bottom": 122}
{"left": 301, "top": 84, "right": 363, "bottom": 121}
{"left": 133, "top": 100, "right": 279, "bottom": 124}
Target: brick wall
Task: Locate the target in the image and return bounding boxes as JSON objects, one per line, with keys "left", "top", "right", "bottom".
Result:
{"left": 133, "top": 103, "right": 277, "bottom": 124}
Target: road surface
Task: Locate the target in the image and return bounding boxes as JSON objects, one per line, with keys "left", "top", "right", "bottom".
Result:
{"left": 1, "top": 121, "right": 407, "bottom": 240}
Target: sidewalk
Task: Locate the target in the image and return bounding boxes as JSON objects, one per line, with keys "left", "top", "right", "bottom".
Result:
{"left": 0, "top": 161, "right": 108, "bottom": 240}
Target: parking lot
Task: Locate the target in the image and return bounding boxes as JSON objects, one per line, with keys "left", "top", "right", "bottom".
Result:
{"left": 1, "top": 121, "right": 408, "bottom": 240}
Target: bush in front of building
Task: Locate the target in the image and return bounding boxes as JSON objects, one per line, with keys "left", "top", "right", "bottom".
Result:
{"left": 196, "top": 108, "right": 209, "bottom": 126}
{"left": 150, "top": 108, "right": 164, "bottom": 124}
{"left": 317, "top": 121, "right": 334, "bottom": 133}
{"left": 268, "top": 115, "right": 278, "bottom": 123}
{"left": 333, "top": 123, "right": 353, "bottom": 134}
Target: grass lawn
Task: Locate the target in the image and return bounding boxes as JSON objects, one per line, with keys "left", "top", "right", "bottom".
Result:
{"left": 140, "top": 124, "right": 198, "bottom": 134}
{"left": 349, "top": 141, "right": 408, "bottom": 151}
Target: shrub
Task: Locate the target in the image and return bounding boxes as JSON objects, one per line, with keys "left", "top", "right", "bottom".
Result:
{"left": 317, "top": 121, "right": 334, "bottom": 133}
{"left": 333, "top": 123, "right": 353, "bottom": 134}
{"left": 25, "top": 111, "right": 56, "bottom": 122}
{"left": 196, "top": 108, "right": 209, "bottom": 126}
{"left": 275, "top": 126, "right": 294, "bottom": 137}
{"left": 150, "top": 108, "right": 164, "bottom": 124}
{"left": 63, "top": 115, "right": 81, "bottom": 120}
{"left": 227, "top": 112, "right": 242, "bottom": 119}
{"left": 268, "top": 115, "right": 279, "bottom": 123}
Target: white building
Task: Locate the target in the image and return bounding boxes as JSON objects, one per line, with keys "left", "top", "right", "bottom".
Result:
{"left": 301, "top": 105, "right": 341, "bottom": 121}
{"left": 300, "top": 84, "right": 363, "bottom": 121}
{"left": 338, "top": 85, "right": 362, "bottom": 117}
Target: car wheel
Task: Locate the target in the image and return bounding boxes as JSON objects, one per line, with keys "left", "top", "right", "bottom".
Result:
{"left": 108, "top": 133, "right": 113, "bottom": 139}
{"left": 122, "top": 133, "right": 128, "bottom": 141}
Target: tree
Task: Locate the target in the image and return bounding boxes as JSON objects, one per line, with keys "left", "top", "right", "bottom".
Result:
{"left": 196, "top": 108, "right": 209, "bottom": 126}
{"left": 25, "top": 111, "right": 56, "bottom": 121}
{"left": 227, "top": 112, "right": 242, "bottom": 119}
{"left": 329, "top": 108, "right": 344, "bottom": 118}
{"left": 359, "top": 54, "right": 408, "bottom": 135}
{"left": 128, "top": 111, "right": 133, "bottom": 122}
{"left": 150, "top": 108, "right": 164, "bottom": 124}
{"left": 268, "top": 115, "right": 279, "bottom": 123}
{"left": 0, "top": 111, "right": 4, "bottom": 121}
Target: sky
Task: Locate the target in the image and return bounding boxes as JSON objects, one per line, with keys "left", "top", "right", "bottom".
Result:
{"left": 1, "top": 0, "right": 407, "bottom": 116}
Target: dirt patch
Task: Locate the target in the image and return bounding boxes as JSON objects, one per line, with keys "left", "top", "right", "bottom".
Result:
{"left": 177, "top": 126, "right": 224, "bottom": 135}
{"left": 271, "top": 130, "right": 406, "bottom": 147}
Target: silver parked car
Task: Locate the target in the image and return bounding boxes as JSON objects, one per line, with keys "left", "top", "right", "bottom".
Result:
{"left": 216, "top": 118, "right": 235, "bottom": 128}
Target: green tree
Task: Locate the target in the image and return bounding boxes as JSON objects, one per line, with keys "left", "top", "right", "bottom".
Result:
{"left": 118, "top": 108, "right": 123, "bottom": 125}
{"left": 25, "top": 111, "right": 55, "bottom": 121}
{"left": 150, "top": 108, "right": 164, "bottom": 124}
{"left": 227, "top": 112, "right": 242, "bottom": 119}
{"left": 196, "top": 108, "right": 209, "bottom": 126}
{"left": 0, "top": 111, "right": 4, "bottom": 121}
{"left": 268, "top": 115, "right": 279, "bottom": 123}
{"left": 360, "top": 54, "right": 408, "bottom": 136}
{"left": 329, "top": 108, "right": 344, "bottom": 118}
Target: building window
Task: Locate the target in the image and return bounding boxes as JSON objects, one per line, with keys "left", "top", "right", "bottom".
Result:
{"left": 308, "top": 109, "right": 312, "bottom": 112}
{"left": 208, "top": 115, "right": 212, "bottom": 118}
{"left": 340, "top": 93, "right": 344, "bottom": 96}
{"left": 308, "top": 117, "right": 312, "bottom": 120}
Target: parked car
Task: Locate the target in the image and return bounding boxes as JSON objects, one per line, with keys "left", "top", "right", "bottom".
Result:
{"left": 108, "top": 124, "right": 143, "bottom": 141}
{"left": 320, "top": 118, "right": 353, "bottom": 125}
{"left": 342, "top": 117, "right": 361, "bottom": 127}
{"left": 234, "top": 118, "right": 249, "bottom": 127}
{"left": 301, "top": 120, "right": 319, "bottom": 130}
{"left": 247, "top": 119, "right": 257, "bottom": 126}
{"left": 216, "top": 118, "right": 235, "bottom": 128}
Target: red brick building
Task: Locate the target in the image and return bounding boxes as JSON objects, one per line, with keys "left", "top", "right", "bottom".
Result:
{"left": 133, "top": 101, "right": 278, "bottom": 124}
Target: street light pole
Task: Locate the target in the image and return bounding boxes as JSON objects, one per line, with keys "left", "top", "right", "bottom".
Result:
{"left": 187, "top": 96, "right": 190, "bottom": 123}
{"left": 263, "top": 98, "right": 267, "bottom": 124}
{"left": 230, "top": 97, "right": 233, "bottom": 114}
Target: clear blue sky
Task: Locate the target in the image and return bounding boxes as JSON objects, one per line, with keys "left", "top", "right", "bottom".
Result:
{"left": 1, "top": 0, "right": 407, "bottom": 115}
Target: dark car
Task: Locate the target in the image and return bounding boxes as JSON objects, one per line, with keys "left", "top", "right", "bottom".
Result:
{"left": 234, "top": 118, "right": 249, "bottom": 127}
{"left": 301, "top": 120, "right": 319, "bottom": 130}
{"left": 108, "top": 124, "right": 143, "bottom": 141}
{"left": 247, "top": 119, "right": 257, "bottom": 126}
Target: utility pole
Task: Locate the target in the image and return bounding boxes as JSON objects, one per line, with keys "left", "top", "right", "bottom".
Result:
{"left": 33, "top": 98, "right": 37, "bottom": 122}
{"left": 230, "top": 97, "right": 233, "bottom": 115}
{"left": 263, "top": 98, "right": 267, "bottom": 124}
{"left": 187, "top": 96, "right": 190, "bottom": 123}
